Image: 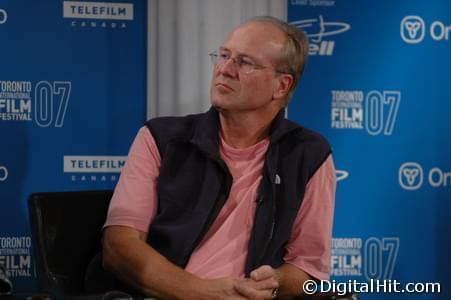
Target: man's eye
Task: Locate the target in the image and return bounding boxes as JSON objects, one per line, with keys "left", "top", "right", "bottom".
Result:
{"left": 219, "top": 53, "right": 229, "bottom": 59}
{"left": 239, "top": 59, "right": 254, "bottom": 66}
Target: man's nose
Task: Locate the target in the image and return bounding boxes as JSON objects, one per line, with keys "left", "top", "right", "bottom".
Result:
{"left": 217, "top": 57, "right": 238, "bottom": 77}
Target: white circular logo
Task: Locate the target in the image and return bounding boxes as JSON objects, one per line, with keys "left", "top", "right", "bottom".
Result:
{"left": 0, "top": 166, "right": 8, "bottom": 182}
{"left": 0, "top": 9, "right": 7, "bottom": 25}
{"left": 401, "top": 15, "right": 425, "bottom": 44}
{"left": 399, "top": 162, "right": 423, "bottom": 190}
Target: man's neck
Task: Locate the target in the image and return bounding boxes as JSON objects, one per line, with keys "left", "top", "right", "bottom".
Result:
{"left": 218, "top": 108, "right": 281, "bottom": 149}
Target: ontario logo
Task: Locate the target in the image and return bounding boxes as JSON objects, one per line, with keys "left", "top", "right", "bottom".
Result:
{"left": 399, "top": 162, "right": 451, "bottom": 190}
{"left": 0, "top": 165, "right": 7, "bottom": 182}
{"left": 290, "top": 15, "right": 350, "bottom": 56}
{"left": 401, "top": 15, "right": 451, "bottom": 44}
{"left": 399, "top": 162, "right": 423, "bottom": 190}
{"left": 63, "top": 1, "right": 134, "bottom": 29}
{"left": 401, "top": 16, "right": 425, "bottom": 44}
{"left": 0, "top": 8, "right": 7, "bottom": 24}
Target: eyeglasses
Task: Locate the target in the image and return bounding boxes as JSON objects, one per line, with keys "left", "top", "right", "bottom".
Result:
{"left": 209, "top": 50, "right": 285, "bottom": 75}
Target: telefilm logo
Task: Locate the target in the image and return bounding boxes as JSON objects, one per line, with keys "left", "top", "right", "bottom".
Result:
{"left": 401, "top": 15, "right": 451, "bottom": 44}
{"left": 64, "top": 155, "right": 126, "bottom": 182}
{"left": 331, "top": 90, "right": 401, "bottom": 136}
{"left": 0, "top": 165, "right": 7, "bottom": 182}
{"left": 290, "top": 0, "right": 336, "bottom": 7}
{"left": 0, "top": 236, "right": 33, "bottom": 278}
{"left": 0, "top": 8, "right": 7, "bottom": 24}
{"left": 399, "top": 162, "right": 451, "bottom": 191}
{"left": 290, "top": 15, "right": 350, "bottom": 56}
{"left": 63, "top": 1, "right": 134, "bottom": 29}
{"left": 331, "top": 237, "right": 399, "bottom": 281}
{"left": 0, "top": 80, "right": 71, "bottom": 127}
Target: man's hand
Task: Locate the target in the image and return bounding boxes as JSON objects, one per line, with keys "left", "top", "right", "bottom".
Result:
{"left": 234, "top": 265, "right": 280, "bottom": 299}
{"left": 198, "top": 277, "right": 250, "bottom": 300}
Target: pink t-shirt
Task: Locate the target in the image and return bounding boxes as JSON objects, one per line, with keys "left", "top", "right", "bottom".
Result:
{"left": 104, "top": 126, "right": 335, "bottom": 280}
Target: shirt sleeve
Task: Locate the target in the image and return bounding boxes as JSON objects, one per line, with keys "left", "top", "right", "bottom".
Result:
{"left": 283, "top": 154, "right": 336, "bottom": 280}
{"left": 103, "top": 126, "right": 161, "bottom": 233}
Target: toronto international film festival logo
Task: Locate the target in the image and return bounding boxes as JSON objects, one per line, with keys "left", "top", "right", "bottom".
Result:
{"left": 331, "top": 90, "right": 401, "bottom": 136}
{"left": 290, "top": 15, "right": 350, "bottom": 56}
{"left": 0, "top": 80, "right": 71, "bottom": 126}
{"left": 331, "top": 237, "right": 399, "bottom": 280}
{"left": 401, "top": 15, "right": 451, "bottom": 44}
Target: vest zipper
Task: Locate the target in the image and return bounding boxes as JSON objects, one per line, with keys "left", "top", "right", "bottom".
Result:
{"left": 254, "top": 147, "right": 278, "bottom": 268}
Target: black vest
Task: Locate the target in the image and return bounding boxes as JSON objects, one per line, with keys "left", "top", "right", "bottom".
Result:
{"left": 145, "top": 107, "right": 331, "bottom": 275}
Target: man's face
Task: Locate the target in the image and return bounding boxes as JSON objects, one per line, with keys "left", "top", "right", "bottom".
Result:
{"left": 210, "top": 22, "right": 286, "bottom": 113}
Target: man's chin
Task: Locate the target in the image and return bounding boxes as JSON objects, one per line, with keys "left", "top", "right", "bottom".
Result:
{"left": 211, "top": 97, "right": 227, "bottom": 111}
{"left": 211, "top": 102, "right": 226, "bottom": 112}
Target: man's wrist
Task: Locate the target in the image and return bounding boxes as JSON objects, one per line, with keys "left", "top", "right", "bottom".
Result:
{"left": 273, "top": 269, "right": 282, "bottom": 299}
{"left": 177, "top": 275, "right": 206, "bottom": 300}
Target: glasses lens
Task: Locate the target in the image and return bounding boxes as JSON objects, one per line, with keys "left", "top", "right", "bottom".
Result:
{"left": 240, "top": 64, "right": 253, "bottom": 74}
{"left": 209, "top": 51, "right": 219, "bottom": 64}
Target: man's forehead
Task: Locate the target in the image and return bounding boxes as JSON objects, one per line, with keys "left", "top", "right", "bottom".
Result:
{"left": 221, "top": 21, "right": 286, "bottom": 56}
{"left": 228, "top": 21, "right": 285, "bottom": 42}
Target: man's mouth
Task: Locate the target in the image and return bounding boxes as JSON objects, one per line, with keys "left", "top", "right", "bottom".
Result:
{"left": 215, "top": 82, "right": 234, "bottom": 91}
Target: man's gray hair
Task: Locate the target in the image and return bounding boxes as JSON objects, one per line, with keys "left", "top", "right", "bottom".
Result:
{"left": 247, "top": 16, "right": 309, "bottom": 103}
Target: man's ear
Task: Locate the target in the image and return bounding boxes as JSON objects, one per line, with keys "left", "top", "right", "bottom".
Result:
{"left": 273, "top": 73, "right": 294, "bottom": 100}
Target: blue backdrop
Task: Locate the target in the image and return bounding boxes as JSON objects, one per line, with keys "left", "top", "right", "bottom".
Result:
{"left": 288, "top": 0, "right": 450, "bottom": 299}
{"left": 0, "top": 0, "right": 147, "bottom": 292}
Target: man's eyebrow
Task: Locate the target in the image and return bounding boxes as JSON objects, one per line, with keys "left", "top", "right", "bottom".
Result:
{"left": 219, "top": 46, "right": 230, "bottom": 52}
{"left": 219, "top": 47, "right": 259, "bottom": 62}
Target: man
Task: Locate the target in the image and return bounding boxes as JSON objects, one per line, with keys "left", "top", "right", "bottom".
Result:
{"left": 102, "top": 16, "right": 335, "bottom": 299}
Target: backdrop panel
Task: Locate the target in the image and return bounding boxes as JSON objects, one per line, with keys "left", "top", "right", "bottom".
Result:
{"left": 288, "top": 1, "right": 450, "bottom": 299}
{"left": 0, "top": 0, "right": 147, "bottom": 293}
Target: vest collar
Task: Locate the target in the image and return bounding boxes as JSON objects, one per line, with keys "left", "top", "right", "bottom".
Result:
{"left": 190, "top": 107, "right": 302, "bottom": 156}
{"left": 268, "top": 109, "right": 302, "bottom": 144}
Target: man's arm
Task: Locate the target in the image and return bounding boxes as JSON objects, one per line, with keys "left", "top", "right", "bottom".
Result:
{"left": 103, "top": 225, "right": 250, "bottom": 300}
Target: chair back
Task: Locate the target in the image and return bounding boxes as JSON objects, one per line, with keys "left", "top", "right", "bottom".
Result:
{"left": 28, "top": 190, "right": 113, "bottom": 296}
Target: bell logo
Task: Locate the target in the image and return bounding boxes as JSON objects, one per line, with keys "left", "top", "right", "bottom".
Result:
{"left": 399, "top": 162, "right": 423, "bottom": 190}
{"left": 401, "top": 16, "right": 425, "bottom": 44}
{"left": 0, "top": 9, "right": 7, "bottom": 24}
{"left": 290, "top": 15, "right": 351, "bottom": 56}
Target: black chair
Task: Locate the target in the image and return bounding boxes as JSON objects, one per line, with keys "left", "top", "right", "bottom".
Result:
{"left": 28, "top": 190, "right": 114, "bottom": 297}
